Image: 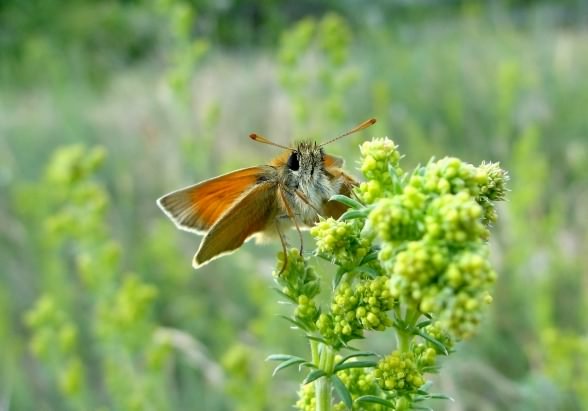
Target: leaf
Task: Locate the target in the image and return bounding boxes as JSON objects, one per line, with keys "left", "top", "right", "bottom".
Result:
{"left": 412, "top": 407, "right": 434, "bottom": 411}
{"left": 418, "top": 381, "right": 433, "bottom": 393}
{"left": 278, "top": 315, "right": 309, "bottom": 331}
{"left": 305, "top": 335, "right": 328, "bottom": 344}
{"left": 360, "top": 249, "right": 379, "bottom": 265}
{"left": 416, "top": 330, "right": 449, "bottom": 355}
{"left": 420, "top": 365, "right": 441, "bottom": 373}
{"left": 298, "top": 362, "right": 317, "bottom": 371}
{"left": 329, "top": 194, "right": 363, "bottom": 209}
{"left": 337, "top": 351, "right": 378, "bottom": 365}
{"left": 315, "top": 253, "right": 334, "bottom": 262}
{"left": 416, "top": 319, "right": 432, "bottom": 329}
{"left": 333, "top": 266, "right": 346, "bottom": 289}
{"left": 266, "top": 354, "right": 305, "bottom": 362}
{"left": 339, "top": 209, "right": 368, "bottom": 221}
{"left": 303, "top": 369, "right": 327, "bottom": 384}
{"left": 332, "top": 375, "right": 353, "bottom": 409}
{"left": 420, "top": 393, "right": 454, "bottom": 402}
{"left": 354, "top": 265, "right": 380, "bottom": 278}
{"left": 272, "top": 287, "right": 296, "bottom": 303}
{"left": 334, "top": 360, "right": 378, "bottom": 372}
{"left": 355, "top": 395, "right": 395, "bottom": 408}
{"left": 272, "top": 358, "right": 306, "bottom": 376}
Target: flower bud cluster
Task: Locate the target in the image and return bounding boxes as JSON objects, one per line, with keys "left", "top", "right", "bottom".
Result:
{"left": 295, "top": 382, "right": 316, "bottom": 411}
{"left": 389, "top": 241, "right": 449, "bottom": 309}
{"left": 477, "top": 161, "right": 509, "bottom": 225}
{"left": 273, "top": 249, "right": 320, "bottom": 329}
{"left": 317, "top": 276, "right": 394, "bottom": 345}
{"left": 410, "top": 157, "right": 486, "bottom": 197}
{"left": 360, "top": 146, "right": 507, "bottom": 341}
{"left": 374, "top": 350, "right": 425, "bottom": 393}
{"left": 413, "top": 344, "right": 438, "bottom": 367}
{"left": 96, "top": 276, "right": 158, "bottom": 345}
{"left": 424, "top": 192, "right": 488, "bottom": 243}
{"left": 424, "top": 322, "right": 454, "bottom": 354}
{"left": 334, "top": 366, "right": 382, "bottom": 411}
{"left": 389, "top": 240, "right": 497, "bottom": 339}
{"left": 477, "top": 161, "right": 509, "bottom": 202}
{"left": 25, "top": 296, "right": 79, "bottom": 358}
{"left": 368, "top": 190, "right": 426, "bottom": 245}
{"left": 356, "top": 138, "right": 403, "bottom": 203}
{"left": 311, "top": 218, "right": 370, "bottom": 268}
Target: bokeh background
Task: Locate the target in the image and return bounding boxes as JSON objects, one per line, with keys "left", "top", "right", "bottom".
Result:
{"left": 1, "top": 0, "right": 587, "bottom": 410}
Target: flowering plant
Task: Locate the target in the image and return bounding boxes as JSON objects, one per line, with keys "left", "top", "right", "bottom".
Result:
{"left": 268, "top": 138, "right": 508, "bottom": 410}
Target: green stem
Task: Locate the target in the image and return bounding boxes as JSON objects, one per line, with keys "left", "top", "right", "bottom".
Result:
{"left": 310, "top": 340, "right": 320, "bottom": 366}
{"left": 396, "top": 329, "right": 411, "bottom": 352}
{"left": 395, "top": 308, "right": 419, "bottom": 352}
{"left": 313, "top": 343, "right": 335, "bottom": 411}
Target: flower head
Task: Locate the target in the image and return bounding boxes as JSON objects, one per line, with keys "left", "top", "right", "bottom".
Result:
{"left": 356, "top": 138, "right": 403, "bottom": 203}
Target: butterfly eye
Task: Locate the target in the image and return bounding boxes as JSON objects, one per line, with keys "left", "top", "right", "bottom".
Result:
{"left": 287, "top": 152, "right": 300, "bottom": 171}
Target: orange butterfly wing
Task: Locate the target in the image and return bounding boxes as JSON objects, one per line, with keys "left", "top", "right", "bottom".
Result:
{"left": 194, "top": 180, "right": 278, "bottom": 267}
{"left": 323, "top": 153, "right": 343, "bottom": 168}
{"left": 322, "top": 154, "right": 358, "bottom": 219}
{"left": 157, "top": 166, "right": 274, "bottom": 234}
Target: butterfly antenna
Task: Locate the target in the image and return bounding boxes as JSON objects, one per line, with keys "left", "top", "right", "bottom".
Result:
{"left": 319, "top": 118, "right": 377, "bottom": 147}
{"left": 249, "top": 133, "right": 294, "bottom": 151}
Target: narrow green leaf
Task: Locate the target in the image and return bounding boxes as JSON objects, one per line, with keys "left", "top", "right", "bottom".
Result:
{"left": 416, "top": 319, "right": 432, "bottom": 329}
{"left": 339, "top": 209, "right": 368, "bottom": 221}
{"left": 266, "top": 354, "right": 305, "bottom": 362}
{"left": 333, "top": 266, "right": 346, "bottom": 289}
{"left": 272, "top": 358, "right": 306, "bottom": 376}
{"left": 278, "top": 315, "right": 309, "bottom": 331}
{"left": 271, "top": 286, "right": 296, "bottom": 302}
{"left": 424, "top": 393, "right": 455, "bottom": 402}
{"left": 337, "top": 351, "right": 377, "bottom": 365}
{"left": 334, "top": 360, "right": 378, "bottom": 372}
{"left": 298, "top": 362, "right": 317, "bottom": 371}
{"left": 329, "top": 194, "right": 363, "bottom": 209}
{"left": 412, "top": 406, "right": 434, "bottom": 411}
{"left": 332, "top": 375, "right": 353, "bottom": 409}
{"left": 355, "top": 395, "right": 395, "bottom": 408}
{"left": 315, "top": 253, "right": 333, "bottom": 262}
{"left": 360, "top": 249, "right": 379, "bottom": 265}
{"left": 354, "top": 265, "right": 380, "bottom": 278}
{"left": 303, "top": 369, "right": 327, "bottom": 384}
{"left": 416, "top": 331, "right": 449, "bottom": 355}
{"left": 419, "top": 381, "right": 433, "bottom": 392}
{"left": 306, "top": 335, "right": 328, "bottom": 344}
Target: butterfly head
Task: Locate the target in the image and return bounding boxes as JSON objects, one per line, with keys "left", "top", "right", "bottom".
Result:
{"left": 285, "top": 141, "right": 325, "bottom": 182}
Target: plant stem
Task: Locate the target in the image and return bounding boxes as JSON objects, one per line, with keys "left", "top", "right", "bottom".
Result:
{"left": 395, "top": 308, "right": 419, "bottom": 352}
{"left": 312, "top": 342, "right": 335, "bottom": 411}
{"left": 396, "top": 329, "right": 411, "bottom": 352}
{"left": 310, "top": 339, "right": 320, "bottom": 365}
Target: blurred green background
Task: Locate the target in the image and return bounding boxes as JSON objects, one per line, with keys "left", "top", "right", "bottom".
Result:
{"left": 1, "top": 0, "right": 587, "bottom": 410}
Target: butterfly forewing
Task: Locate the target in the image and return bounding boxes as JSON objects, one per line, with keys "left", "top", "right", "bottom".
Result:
{"left": 157, "top": 166, "right": 272, "bottom": 233}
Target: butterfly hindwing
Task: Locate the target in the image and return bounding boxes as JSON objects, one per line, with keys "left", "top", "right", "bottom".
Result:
{"left": 193, "top": 180, "right": 278, "bottom": 267}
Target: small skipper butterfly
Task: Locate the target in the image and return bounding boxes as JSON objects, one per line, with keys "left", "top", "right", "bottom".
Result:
{"left": 158, "top": 118, "right": 376, "bottom": 268}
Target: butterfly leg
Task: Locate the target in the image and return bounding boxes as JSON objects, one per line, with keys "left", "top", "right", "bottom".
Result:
{"left": 278, "top": 186, "right": 304, "bottom": 256}
{"left": 275, "top": 217, "right": 289, "bottom": 275}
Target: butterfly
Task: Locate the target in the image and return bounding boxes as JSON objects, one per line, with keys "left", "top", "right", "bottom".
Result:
{"left": 158, "top": 118, "right": 376, "bottom": 268}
